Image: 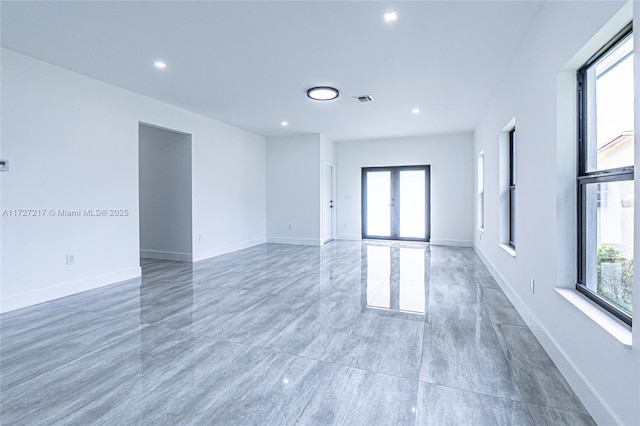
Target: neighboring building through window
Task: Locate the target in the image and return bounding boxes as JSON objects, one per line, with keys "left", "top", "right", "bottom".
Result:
{"left": 597, "top": 182, "right": 609, "bottom": 210}
{"left": 577, "top": 22, "right": 634, "bottom": 326}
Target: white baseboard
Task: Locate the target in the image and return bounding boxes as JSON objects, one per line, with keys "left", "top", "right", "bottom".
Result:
{"left": 472, "top": 244, "right": 619, "bottom": 426}
{"left": 0, "top": 266, "right": 141, "bottom": 314}
{"left": 336, "top": 234, "right": 362, "bottom": 241}
{"left": 140, "top": 249, "right": 192, "bottom": 262}
{"left": 192, "top": 237, "right": 266, "bottom": 262}
{"left": 266, "top": 236, "right": 320, "bottom": 246}
{"left": 430, "top": 239, "right": 473, "bottom": 247}
{"left": 473, "top": 244, "right": 539, "bottom": 327}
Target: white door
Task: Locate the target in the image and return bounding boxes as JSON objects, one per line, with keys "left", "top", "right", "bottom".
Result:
{"left": 322, "top": 163, "right": 334, "bottom": 243}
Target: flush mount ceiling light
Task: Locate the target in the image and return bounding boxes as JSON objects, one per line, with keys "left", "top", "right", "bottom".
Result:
{"left": 307, "top": 86, "right": 339, "bottom": 101}
{"left": 153, "top": 61, "right": 167, "bottom": 69}
{"left": 412, "top": 108, "right": 420, "bottom": 114}
{"left": 281, "top": 121, "right": 289, "bottom": 127}
{"left": 383, "top": 10, "right": 398, "bottom": 22}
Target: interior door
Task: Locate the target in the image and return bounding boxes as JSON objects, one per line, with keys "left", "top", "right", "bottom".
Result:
{"left": 322, "top": 163, "right": 334, "bottom": 243}
{"left": 362, "top": 166, "right": 430, "bottom": 241}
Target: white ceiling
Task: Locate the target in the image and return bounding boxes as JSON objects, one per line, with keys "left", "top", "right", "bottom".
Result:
{"left": 1, "top": 1, "right": 543, "bottom": 141}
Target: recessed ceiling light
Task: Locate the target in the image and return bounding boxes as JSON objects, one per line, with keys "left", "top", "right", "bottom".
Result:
{"left": 412, "top": 108, "right": 420, "bottom": 114}
{"left": 153, "top": 61, "right": 167, "bottom": 69}
{"left": 307, "top": 86, "right": 339, "bottom": 101}
{"left": 383, "top": 11, "right": 398, "bottom": 22}
{"left": 281, "top": 121, "right": 289, "bottom": 127}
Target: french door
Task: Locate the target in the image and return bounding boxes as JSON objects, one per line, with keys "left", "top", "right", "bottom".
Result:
{"left": 361, "top": 165, "right": 430, "bottom": 241}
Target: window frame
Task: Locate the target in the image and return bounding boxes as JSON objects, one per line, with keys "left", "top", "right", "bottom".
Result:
{"left": 478, "top": 152, "right": 485, "bottom": 230}
{"left": 576, "top": 22, "right": 634, "bottom": 327}
{"left": 508, "top": 128, "right": 516, "bottom": 249}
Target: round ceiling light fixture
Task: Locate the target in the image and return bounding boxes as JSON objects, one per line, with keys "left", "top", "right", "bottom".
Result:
{"left": 307, "top": 86, "right": 339, "bottom": 101}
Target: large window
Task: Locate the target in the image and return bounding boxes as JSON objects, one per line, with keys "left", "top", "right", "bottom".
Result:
{"left": 577, "top": 22, "right": 634, "bottom": 326}
{"left": 478, "top": 153, "right": 484, "bottom": 230}
{"left": 508, "top": 128, "right": 516, "bottom": 248}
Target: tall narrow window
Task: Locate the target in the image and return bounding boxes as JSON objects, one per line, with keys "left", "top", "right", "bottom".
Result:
{"left": 577, "top": 22, "right": 634, "bottom": 326}
{"left": 478, "top": 153, "right": 485, "bottom": 230}
{"left": 508, "top": 128, "right": 516, "bottom": 248}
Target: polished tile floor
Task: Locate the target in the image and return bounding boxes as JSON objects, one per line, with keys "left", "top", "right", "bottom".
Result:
{"left": 1, "top": 241, "right": 596, "bottom": 425}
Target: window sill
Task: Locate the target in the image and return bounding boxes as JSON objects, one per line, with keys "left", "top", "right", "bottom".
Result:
{"left": 499, "top": 244, "right": 516, "bottom": 257}
{"left": 555, "top": 288, "right": 632, "bottom": 348}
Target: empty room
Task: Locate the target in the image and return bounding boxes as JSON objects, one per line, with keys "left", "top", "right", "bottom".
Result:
{"left": 0, "top": 1, "right": 639, "bottom": 425}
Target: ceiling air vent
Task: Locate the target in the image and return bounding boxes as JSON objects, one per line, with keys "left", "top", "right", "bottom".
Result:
{"left": 353, "top": 94, "right": 374, "bottom": 103}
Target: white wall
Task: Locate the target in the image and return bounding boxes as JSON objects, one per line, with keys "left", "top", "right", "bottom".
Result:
{"left": 473, "top": 1, "right": 638, "bottom": 424}
{"left": 0, "top": 48, "right": 266, "bottom": 312}
{"left": 139, "top": 124, "right": 192, "bottom": 261}
{"left": 266, "top": 134, "right": 321, "bottom": 245}
{"left": 321, "top": 134, "right": 336, "bottom": 165}
{"left": 336, "top": 133, "right": 474, "bottom": 245}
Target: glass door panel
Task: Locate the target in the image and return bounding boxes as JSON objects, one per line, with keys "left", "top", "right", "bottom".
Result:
{"left": 365, "top": 171, "right": 391, "bottom": 237}
{"left": 399, "top": 170, "right": 426, "bottom": 239}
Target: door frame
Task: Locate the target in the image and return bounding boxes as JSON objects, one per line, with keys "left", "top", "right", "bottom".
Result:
{"left": 322, "top": 161, "right": 336, "bottom": 244}
{"left": 361, "top": 165, "right": 430, "bottom": 242}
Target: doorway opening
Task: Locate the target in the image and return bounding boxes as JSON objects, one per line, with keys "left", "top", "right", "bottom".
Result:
{"left": 138, "top": 123, "right": 193, "bottom": 262}
{"left": 361, "top": 165, "right": 430, "bottom": 242}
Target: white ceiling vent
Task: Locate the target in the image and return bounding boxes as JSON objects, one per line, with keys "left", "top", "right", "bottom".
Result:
{"left": 353, "top": 94, "right": 374, "bottom": 103}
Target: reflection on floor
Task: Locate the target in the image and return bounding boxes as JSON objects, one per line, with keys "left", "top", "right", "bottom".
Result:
{"left": 0, "top": 241, "right": 596, "bottom": 425}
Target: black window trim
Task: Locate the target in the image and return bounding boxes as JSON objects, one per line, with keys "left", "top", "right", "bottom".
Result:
{"left": 576, "top": 22, "right": 634, "bottom": 327}
{"left": 361, "top": 165, "right": 431, "bottom": 242}
{"left": 508, "top": 127, "right": 516, "bottom": 249}
{"left": 478, "top": 152, "right": 485, "bottom": 230}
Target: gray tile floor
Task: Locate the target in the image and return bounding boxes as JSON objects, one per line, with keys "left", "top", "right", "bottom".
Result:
{"left": 0, "top": 241, "right": 596, "bottom": 425}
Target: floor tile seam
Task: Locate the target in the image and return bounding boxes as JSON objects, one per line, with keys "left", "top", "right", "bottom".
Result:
{"left": 480, "top": 303, "right": 527, "bottom": 328}
{"left": 489, "top": 324, "right": 560, "bottom": 373}
{"left": 524, "top": 401, "right": 594, "bottom": 417}
{"left": 150, "top": 310, "right": 252, "bottom": 338}
{"left": 1, "top": 322, "right": 150, "bottom": 402}
{"left": 151, "top": 291, "right": 272, "bottom": 333}
{"left": 12, "top": 385, "right": 93, "bottom": 426}
{"left": 290, "top": 360, "right": 420, "bottom": 426}
{"left": 416, "top": 316, "right": 428, "bottom": 396}
{"left": 292, "top": 385, "right": 325, "bottom": 426}
{"left": 415, "top": 377, "right": 526, "bottom": 403}
{"left": 231, "top": 340, "right": 422, "bottom": 384}
{"left": 482, "top": 305, "right": 528, "bottom": 404}
{"left": 28, "top": 300, "right": 145, "bottom": 327}
{"left": 417, "top": 380, "right": 533, "bottom": 408}
{"left": 522, "top": 400, "right": 541, "bottom": 426}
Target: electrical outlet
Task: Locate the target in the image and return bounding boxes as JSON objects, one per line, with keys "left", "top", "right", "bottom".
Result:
{"left": 198, "top": 234, "right": 203, "bottom": 242}
{"left": 530, "top": 278, "right": 535, "bottom": 294}
{"left": 66, "top": 254, "right": 75, "bottom": 265}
